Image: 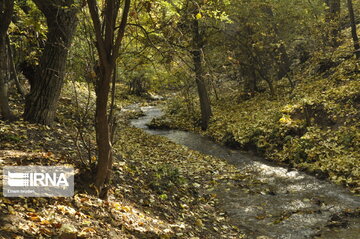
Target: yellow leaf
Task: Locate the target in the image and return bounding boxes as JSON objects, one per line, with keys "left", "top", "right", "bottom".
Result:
{"left": 195, "top": 219, "right": 204, "bottom": 228}
{"left": 30, "top": 216, "right": 41, "bottom": 222}
{"left": 2, "top": 198, "right": 12, "bottom": 204}
{"left": 81, "top": 227, "right": 96, "bottom": 233}
{"left": 82, "top": 220, "right": 92, "bottom": 225}
{"left": 40, "top": 220, "right": 51, "bottom": 225}
{"left": 7, "top": 205, "right": 15, "bottom": 214}
{"left": 196, "top": 13, "right": 202, "bottom": 19}
{"left": 27, "top": 208, "right": 36, "bottom": 212}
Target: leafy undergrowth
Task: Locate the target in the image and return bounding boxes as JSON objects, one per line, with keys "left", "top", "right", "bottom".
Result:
{"left": 113, "top": 125, "right": 246, "bottom": 239}
{"left": 0, "top": 86, "right": 246, "bottom": 238}
{"left": 153, "top": 39, "right": 360, "bottom": 194}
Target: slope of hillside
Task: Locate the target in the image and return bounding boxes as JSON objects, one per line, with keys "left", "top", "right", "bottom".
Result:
{"left": 154, "top": 33, "right": 360, "bottom": 194}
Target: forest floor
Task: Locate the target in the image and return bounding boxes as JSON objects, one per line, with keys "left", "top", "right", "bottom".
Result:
{"left": 1, "top": 29, "right": 360, "bottom": 239}
{"left": 0, "top": 87, "right": 248, "bottom": 238}
{"left": 1, "top": 89, "right": 359, "bottom": 239}
{"left": 0, "top": 74, "right": 359, "bottom": 238}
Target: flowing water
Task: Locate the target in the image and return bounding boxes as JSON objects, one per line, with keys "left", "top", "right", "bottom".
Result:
{"left": 129, "top": 105, "right": 360, "bottom": 239}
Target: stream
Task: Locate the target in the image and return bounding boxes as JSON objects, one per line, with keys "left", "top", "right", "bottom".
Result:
{"left": 129, "top": 105, "right": 360, "bottom": 239}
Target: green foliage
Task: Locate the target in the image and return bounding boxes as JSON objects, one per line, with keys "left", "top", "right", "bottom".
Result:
{"left": 10, "top": 1, "right": 47, "bottom": 64}
{"left": 0, "top": 133, "right": 23, "bottom": 143}
{"left": 161, "top": 36, "right": 360, "bottom": 192}
{"left": 149, "top": 163, "right": 186, "bottom": 194}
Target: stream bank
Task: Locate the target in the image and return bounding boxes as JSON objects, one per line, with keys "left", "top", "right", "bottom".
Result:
{"left": 129, "top": 105, "right": 360, "bottom": 239}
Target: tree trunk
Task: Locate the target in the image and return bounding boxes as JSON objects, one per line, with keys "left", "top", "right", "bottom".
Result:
{"left": 324, "top": 0, "right": 341, "bottom": 47}
{"left": 244, "top": 68, "right": 258, "bottom": 96}
{"left": 347, "top": 0, "right": 360, "bottom": 58}
{"left": 260, "top": 5, "right": 291, "bottom": 84}
{"left": 326, "top": 0, "right": 341, "bottom": 16}
{"left": 277, "top": 44, "right": 291, "bottom": 79}
{"left": 24, "top": 1, "right": 78, "bottom": 125}
{"left": 6, "top": 34, "right": 26, "bottom": 96}
{"left": 87, "top": 0, "right": 130, "bottom": 197}
{"left": 0, "top": 35, "right": 12, "bottom": 119}
{"left": 0, "top": 0, "right": 14, "bottom": 120}
{"left": 94, "top": 67, "right": 113, "bottom": 193}
{"left": 256, "top": 68, "right": 276, "bottom": 97}
{"left": 192, "top": 16, "right": 212, "bottom": 130}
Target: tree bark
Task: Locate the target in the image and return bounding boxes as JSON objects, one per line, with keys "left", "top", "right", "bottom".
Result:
{"left": 6, "top": 35, "right": 26, "bottom": 96}
{"left": 94, "top": 67, "right": 113, "bottom": 195}
{"left": 87, "top": 0, "right": 130, "bottom": 196}
{"left": 324, "top": 0, "right": 341, "bottom": 47}
{"left": 192, "top": 14, "right": 212, "bottom": 130}
{"left": 244, "top": 68, "right": 258, "bottom": 96}
{"left": 23, "top": 0, "right": 79, "bottom": 125}
{"left": 347, "top": 0, "right": 360, "bottom": 58}
{"left": 0, "top": 0, "right": 14, "bottom": 120}
{"left": 0, "top": 35, "right": 12, "bottom": 119}
{"left": 325, "top": 0, "right": 341, "bottom": 16}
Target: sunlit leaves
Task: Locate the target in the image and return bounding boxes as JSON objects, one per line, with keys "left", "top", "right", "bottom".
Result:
{"left": 10, "top": 1, "right": 46, "bottom": 64}
{"left": 162, "top": 43, "right": 360, "bottom": 193}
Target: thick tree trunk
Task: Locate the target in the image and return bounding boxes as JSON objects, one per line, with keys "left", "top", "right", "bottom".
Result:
{"left": 24, "top": 1, "right": 78, "bottom": 125}
{"left": 192, "top": 17, "right": 212, "bottom": 130}
{"left": 0, "top": 0, "right": 14, "bottom": 120}
{"left": 0, "top": 35, "right": 12, "bottom": 119}
{"left": 347, "top": 0, "right": 360, "bottom": 58}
